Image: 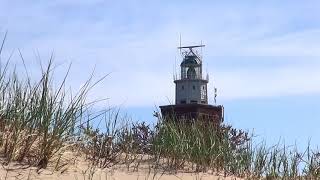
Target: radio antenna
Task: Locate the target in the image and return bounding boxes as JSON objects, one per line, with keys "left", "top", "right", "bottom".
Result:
{"left": 179, "top": 33, "right": 182, "bottom": 54}
{"left": 174, "top": 55, "right": 177, "bottom": 80}
{"left": 214, "top": 87, "right": 218, "bottom": 105}
{"left": 201, "top": 40, "right": 203, "bottom": 59}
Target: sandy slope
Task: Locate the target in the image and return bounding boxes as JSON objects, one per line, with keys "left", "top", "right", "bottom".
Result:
{"left": 0, "top": 152, "right": 243, "bottom": 180}
{"left": 0, "top": 167, "right": 242, "bottom": 180}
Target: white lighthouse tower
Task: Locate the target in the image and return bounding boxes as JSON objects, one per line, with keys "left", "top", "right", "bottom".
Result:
{"left": 160, "top": 44, "right": 223, "bottom": 123}
{"left": 174, "top": 45, "right": 208, "bottom": 105}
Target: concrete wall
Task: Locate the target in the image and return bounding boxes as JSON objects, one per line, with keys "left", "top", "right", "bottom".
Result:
{"left": 175, "top": 79, "right": 208, "bottom": 104}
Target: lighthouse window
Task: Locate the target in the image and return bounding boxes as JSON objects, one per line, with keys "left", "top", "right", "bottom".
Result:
{"left": 193, "top": 85, "right": 195, "bottom": 90}
{"left": 187, "top": 67, "right": 196, "bottom": 79}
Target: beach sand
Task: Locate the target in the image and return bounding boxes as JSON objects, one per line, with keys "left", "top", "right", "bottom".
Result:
{"left": 0, "top": 167, "right": 242, "bottom": 180}
{"left": 0, "top": 152, "right": 243, "bottom": 180}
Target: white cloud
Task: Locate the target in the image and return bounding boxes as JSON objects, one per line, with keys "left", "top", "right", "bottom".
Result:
{"left": 212, "top": 64, "right": 320, "bottom": 102}
{"left": 2, "top": 1, "right": 320, "bottom": 107}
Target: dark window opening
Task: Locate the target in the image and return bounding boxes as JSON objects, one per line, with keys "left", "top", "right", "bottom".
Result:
{"left": 193, "top": 85, "right": 195, "bottom": 90}
{"left": 201, "top": 100, "right": 206, "bottom": 104}
{"left": 190, "top": 100, "right": 197, "bottom": 104}
{"left": 187, "top": 67, "right": 196, "bottom": 79}
{"left": 182, "top": 85, "right": 184, "bottom": 90}
{"left": 180, "top": 100, "right": 186, "bottom": 104}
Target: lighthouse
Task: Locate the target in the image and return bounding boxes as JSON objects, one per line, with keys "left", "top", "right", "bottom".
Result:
{"left": 160, "top": 44, "right": 224, "bottom": 123}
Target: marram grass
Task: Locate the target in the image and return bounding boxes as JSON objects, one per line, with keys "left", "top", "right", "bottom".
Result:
{"left": 0, "top": 34, "right": 107, "bottom": 168}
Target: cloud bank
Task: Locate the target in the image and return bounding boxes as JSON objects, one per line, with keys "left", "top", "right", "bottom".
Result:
{"left": 1, "top": 1, "right": 320, "bottom": 106}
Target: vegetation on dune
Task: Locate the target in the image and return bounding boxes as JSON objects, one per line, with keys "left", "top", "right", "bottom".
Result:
{"left": 80, "top": 114, "right": 320, "bottom": 179}
{"left": 0, "top": 33, "right": 320, "bottom": 179}
{"left": 0, "top": 33, "right": 107, "bottom": 169}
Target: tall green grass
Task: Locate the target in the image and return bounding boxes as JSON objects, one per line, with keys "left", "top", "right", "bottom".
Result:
{"left": 83, "top": 115, "right": 320, "bottom": 179}
{"left": 77, "top": 101, "right": 320, "bottom": 179}
{"left": 151, "top": 119, "right": 250, "bottom": 172}
{"left": 0, "top": 34, "right": 107, "bottom": 168}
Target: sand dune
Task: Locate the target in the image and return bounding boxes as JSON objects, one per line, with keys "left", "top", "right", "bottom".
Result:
{"left": 0, "top": 167, "right": 242, "bottom": 180}
{"left": 0, "top": 152, "right": 243, "bottom": 180}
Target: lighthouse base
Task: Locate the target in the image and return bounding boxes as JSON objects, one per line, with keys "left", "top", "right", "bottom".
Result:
{"left": 159, "top": 104, "right": 224, "bottom": 124}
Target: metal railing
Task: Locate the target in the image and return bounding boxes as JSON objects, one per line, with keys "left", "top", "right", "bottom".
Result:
{"left": 174, "top": 74, "right": 209, "bottom": 81}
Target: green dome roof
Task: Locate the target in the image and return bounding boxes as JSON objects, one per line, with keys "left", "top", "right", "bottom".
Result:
{"left": 181, "top": 55, "right": 200, "bottom": 66}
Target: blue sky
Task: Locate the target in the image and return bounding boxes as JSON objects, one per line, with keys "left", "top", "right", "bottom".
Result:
{"left": 1, "top": 0, "right": 320, "bottom": 149}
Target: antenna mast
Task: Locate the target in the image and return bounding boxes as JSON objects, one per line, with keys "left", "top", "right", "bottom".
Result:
{"left": 179, "top": 33, "right": 182, "bottom": 54}
{"left": 214, "top": 87, "right": 218, "bottom": 105}
{"left": 177, "top": 44, "right": 205, "bottom": 63}
{"left": 201, "top": 40, "right": 203, "bottom": 60}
